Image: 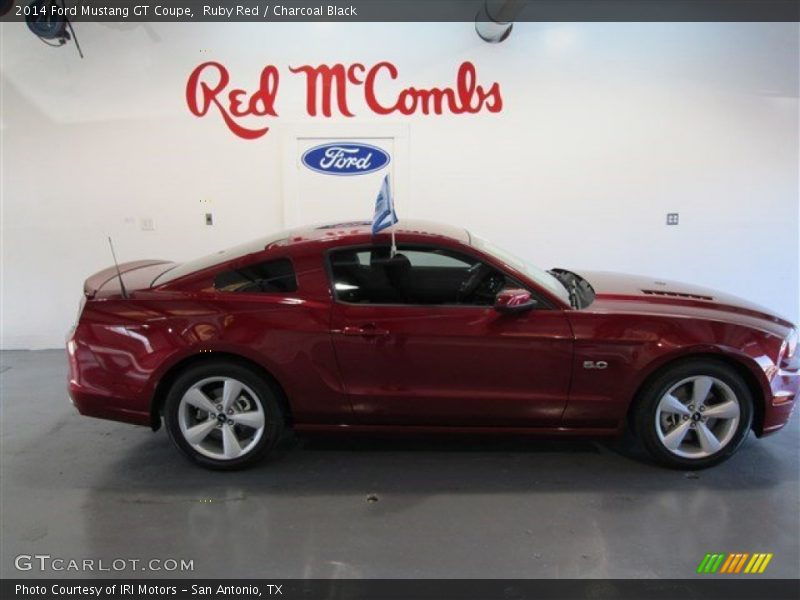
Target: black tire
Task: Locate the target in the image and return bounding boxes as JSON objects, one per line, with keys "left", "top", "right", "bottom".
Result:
{"left": 164, "top": 361, "right": 284, "bottom": 470}
{"left": 634, "top": 359, "right": 753, "bottom": 470}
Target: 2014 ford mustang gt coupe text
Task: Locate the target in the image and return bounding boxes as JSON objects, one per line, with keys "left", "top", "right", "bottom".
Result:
{"left": 67, "top": 220, "right": 798, "bottom": 470}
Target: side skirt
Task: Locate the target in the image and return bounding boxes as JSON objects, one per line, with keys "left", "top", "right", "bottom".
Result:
{"left": 293, "top": 424, "right": 622, "bottom": 436}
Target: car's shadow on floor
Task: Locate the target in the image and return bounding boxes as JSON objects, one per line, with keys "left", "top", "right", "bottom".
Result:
{"left": 60, "top": 423, "right": 791, "bottom": 500}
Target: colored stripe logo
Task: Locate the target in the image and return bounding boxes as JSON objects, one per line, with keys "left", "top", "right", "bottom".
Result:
{"left": 697, "top": 553, "right": 773, "bottom": 574}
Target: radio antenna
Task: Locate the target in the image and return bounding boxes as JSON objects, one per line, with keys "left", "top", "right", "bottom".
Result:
{"left": 107, "top": 237, "right": 129, "bottom": 299}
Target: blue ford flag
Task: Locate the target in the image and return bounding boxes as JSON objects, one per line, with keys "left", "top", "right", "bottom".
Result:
{"left": 371, "top": 174, "right": 398, "bottom": 235}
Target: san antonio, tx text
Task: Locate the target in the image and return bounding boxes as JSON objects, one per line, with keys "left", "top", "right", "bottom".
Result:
{"left": 15, "top": 584, "right": 280, "bottom": 597}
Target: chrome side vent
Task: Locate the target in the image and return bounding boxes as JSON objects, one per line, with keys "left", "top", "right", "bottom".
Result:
{"left": 642, "top": 289, "right": 713, "bottom": 301}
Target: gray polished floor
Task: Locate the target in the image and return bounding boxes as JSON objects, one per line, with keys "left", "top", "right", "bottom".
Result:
{"left": 1, "top": 350, "right": 798, "bottom": 579}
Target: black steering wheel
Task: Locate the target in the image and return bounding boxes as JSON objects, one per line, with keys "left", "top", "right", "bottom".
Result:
{"left": 457, "top": 263, "right": 492, "bottom": 302}
{"left": 474, "top": 272, "right": 506, "bottom": 304}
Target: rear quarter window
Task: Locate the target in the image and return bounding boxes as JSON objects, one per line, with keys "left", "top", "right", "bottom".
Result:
{"left": 214, "top": 258, "right": 297, "bottom": 293}
{"left": 154, "top": 233, "right": 289, "bottom": 285}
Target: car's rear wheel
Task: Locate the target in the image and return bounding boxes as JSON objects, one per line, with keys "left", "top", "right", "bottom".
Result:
{"left": 634, "top": 359, "right": 753, "bottom": 469}
{"left": 164, "top": 361, "right": 284, "bottom": 470}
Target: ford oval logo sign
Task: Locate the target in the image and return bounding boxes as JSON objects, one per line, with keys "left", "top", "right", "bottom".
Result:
{"left": 301, "top": 142, "right": 390, "bottom": 176}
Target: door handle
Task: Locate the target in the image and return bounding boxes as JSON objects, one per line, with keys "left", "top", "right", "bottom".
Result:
{"left": 337, "top": 324, "right": 390, "bottom": 338}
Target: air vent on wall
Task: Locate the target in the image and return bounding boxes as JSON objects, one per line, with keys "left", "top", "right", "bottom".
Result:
{"left": 642, "top": 289, "right": 713, "bottom": 301}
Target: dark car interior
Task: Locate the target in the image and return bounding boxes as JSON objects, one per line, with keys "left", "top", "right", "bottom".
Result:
{"left": 329, "top": 246, "right": 508, "bottom": 306}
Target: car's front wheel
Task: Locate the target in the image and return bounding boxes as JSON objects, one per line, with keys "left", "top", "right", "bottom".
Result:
{"left": 164, "top": 361, "right": 284, "bottom": 470}
{"left": 634, "top": 359, "right": 753, "bottom": 469}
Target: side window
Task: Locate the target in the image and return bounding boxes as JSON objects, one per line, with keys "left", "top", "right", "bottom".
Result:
{"left": 329, "top": 246, "right": 508, "bottom": 306}
{"left": 214, "top": 258, "right": 297, "bottom": 293}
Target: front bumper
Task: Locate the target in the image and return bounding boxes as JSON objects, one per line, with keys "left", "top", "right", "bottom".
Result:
{"left": 760, "top": 366, "right": 799, "bottom": 436}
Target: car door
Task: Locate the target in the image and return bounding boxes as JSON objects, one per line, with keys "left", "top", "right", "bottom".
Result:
{"left": 327, "top": 244, "right": 573, "bottom": 427}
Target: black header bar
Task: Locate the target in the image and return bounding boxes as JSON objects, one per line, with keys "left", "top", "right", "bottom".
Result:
{"left": 1, "top": 0, "right": 799, "bottom": 23}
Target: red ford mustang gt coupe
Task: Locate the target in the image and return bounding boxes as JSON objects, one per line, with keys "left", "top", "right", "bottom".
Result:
{"left": 67, "top": 220, "right": 798, "bottom": 470}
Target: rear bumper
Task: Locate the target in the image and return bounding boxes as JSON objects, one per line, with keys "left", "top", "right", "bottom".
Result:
{"left": 68, "top": 385, "right": 151, "bottom": 426}
{"left": 66, "top": 327, "right": 151, "bottom": 427}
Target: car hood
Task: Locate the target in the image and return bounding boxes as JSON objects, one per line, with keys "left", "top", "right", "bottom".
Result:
{"left": 571, "top": 269, "right": 795, "bottom": 331}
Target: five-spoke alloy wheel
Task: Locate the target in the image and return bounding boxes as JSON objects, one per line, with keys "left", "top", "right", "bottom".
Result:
{"left": 635, "top": 359, "right": 753, "bottom": 469}
{"left": 165, "top": 361, "right": 284, "bottom": 470}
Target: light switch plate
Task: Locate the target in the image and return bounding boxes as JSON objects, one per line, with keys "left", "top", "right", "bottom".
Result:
{"left": 666, "top": 213, "right": 679, "bottom": 226}
{"left": 205, "top": 213, "right": 213, "bottom": 226}
{"left": 140, "top": 217, "right": 155, "bottom": 231}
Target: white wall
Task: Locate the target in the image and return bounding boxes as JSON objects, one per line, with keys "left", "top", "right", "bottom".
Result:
{"left": 1, "top": 22, "right": 798, "bottom": 349}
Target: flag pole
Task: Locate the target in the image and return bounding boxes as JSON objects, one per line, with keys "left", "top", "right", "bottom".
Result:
{"left": 372, "top": 172, "right": 397, "bottom": 257}
{"left": 389, "top": 174, "right": 397, "bottom": 257}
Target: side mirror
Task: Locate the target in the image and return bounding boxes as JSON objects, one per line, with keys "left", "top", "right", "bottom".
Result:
{"left": 494, "top": 288, "right": 537, "bottom": 314}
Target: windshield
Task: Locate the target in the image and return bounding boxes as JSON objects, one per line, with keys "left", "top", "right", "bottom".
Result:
{"left": 470, "top": 234, "right": 571, "bottom": 305}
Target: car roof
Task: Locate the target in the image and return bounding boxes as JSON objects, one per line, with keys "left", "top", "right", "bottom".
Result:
{"left": 283, "top": 219, "right": 471, "bottom": 247}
